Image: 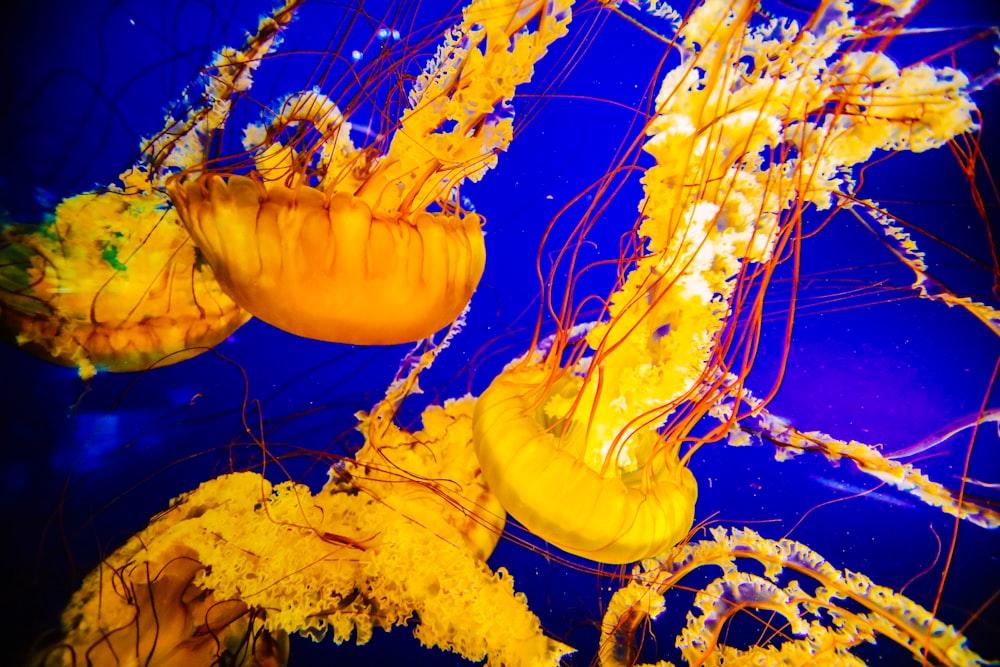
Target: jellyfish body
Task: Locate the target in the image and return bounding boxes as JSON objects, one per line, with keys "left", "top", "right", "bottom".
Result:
{"left": 36, "top": 545, "right": 289, "bottom": 667}
{"left": 39, "top": 417, "right": 569, "bottom": 667}
{"left": 168, "top": 0, "right": 572, "bottom": 345}
{"left": 474, "top": 365, "right": 698, "bottom": 564}
{"left": 0, "top": 180, "right": 250, "bottom": 378}
{"left": 171, "top": 176, "right": 485, "bottom": 345}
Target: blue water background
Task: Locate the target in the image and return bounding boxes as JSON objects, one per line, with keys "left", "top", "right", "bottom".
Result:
{"left": 1, "top": 1, "right": 998, "bottom": 664}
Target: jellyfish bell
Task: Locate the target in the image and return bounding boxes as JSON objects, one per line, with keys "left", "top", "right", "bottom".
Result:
{"left": 34, "top": 545, "right": 290, "bottom": 667}
{"left": 0, "top": 181, "right": 251, "bottom": 378}
{"left": 474, "top": 362, "right": 700, "bottom": 564}
{"left": 167, "top": 135, "right": 487, "bottom": 346}
{"left": 167, "top": 0, "right": 574, "bottom": 346}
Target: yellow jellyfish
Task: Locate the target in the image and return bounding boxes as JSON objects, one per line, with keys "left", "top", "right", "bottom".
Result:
{"left": 38, "top": 291, "right": 528, "bottom": 664}
{"left": 167, "top": 0, "right": 573, "bottom": 346}
{"left": 473, "top": 0, "right": 983, "bottom": 563}
{"left": 36, "top": 360, "right": 572, "bottom": 667}
{"left": 0, "top": 1, "right": 302, "bottom": 378}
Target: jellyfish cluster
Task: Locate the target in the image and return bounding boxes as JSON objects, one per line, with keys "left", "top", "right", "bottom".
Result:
{"left": 2, "top": 0, "right": 998, "bottom": 665}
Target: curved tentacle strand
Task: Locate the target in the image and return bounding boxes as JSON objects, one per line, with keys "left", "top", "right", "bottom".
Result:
{"left": 599, "top": 527, "right": 991, "bottom": 666}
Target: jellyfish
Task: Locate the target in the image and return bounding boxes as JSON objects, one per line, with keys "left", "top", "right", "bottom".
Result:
{"left": 34, "top": 350, "right": 571, "bottom": 667}
{"left": 473, "top": 0, "right": 989, "bottom": 564}
{"left": 0, "top": 1, "right": 302, "bottom": 378}
{"left": 0, "top": 178, "right": 247, "bottom": 379}
{"left": 166, "top": 0, "right": 574, "bottom": 346}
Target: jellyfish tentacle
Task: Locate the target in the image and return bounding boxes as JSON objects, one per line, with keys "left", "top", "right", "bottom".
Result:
{"left": 599, "top": 528, "right": 992, "bottom": 666}
{"left": 863, "top": 202, "right": 1000, "bottom": 336}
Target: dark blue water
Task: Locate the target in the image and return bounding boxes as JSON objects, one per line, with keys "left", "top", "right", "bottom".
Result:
{"left": 2, "top": 1, "right": 998, "bottom": 664}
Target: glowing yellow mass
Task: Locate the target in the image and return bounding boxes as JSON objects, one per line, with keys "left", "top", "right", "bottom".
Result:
{"left": 168, "top": 0, "right": 572, "bottom": 345}
{"left": 475, "top": 364, "right": 699, "bottom": 563}
{"left": 0, "top": 181, "right": 248, "bottom": 379}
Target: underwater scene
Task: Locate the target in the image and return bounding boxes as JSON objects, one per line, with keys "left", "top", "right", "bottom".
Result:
{"left": 1, "top": 0, "right": 999, "bottom": 665}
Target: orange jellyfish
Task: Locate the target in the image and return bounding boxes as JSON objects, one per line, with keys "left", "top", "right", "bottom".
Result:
{"left": 167, "top": 0, "right": 573, "bottom": 346}
{"left": 473, "top": 0, "right": 991, "bottom": 563}
{"left": 0, "top": 1, "right": 303, "bottom": 377}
